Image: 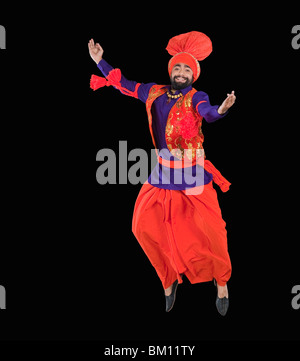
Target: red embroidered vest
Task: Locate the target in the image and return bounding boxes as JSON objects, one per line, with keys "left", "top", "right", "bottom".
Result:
{"left": 145, "top": 85, "right": 205, "bottom": 162}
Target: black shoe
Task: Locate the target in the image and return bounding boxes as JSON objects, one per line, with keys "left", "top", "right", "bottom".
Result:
{"left": 165, "top": 280, "right": 179, "bottom": 312}
{"left": 216, "top": 296, "right": 229, "bottom": 316}
{"left": 214, "top": 279, "right": 229, "bottom": 316}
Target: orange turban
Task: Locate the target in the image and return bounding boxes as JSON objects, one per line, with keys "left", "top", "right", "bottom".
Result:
{"left": 166, "top": 31, "right": 213, "bottom": 82}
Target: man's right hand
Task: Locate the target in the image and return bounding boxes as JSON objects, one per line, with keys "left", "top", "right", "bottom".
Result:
{"left": 88, "top": 39, "right": 104, "bottom": 64}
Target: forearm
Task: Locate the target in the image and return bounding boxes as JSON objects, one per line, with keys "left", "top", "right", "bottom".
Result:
{"left": 193, "top": 91, "right": 228, "bottom": 123}
{"left": 97, "top": 58, "right": 139, "bottom": 94}
{"left": 97, "top": 58, "right": 114, "bottom": 77}
{"left": 217, "top": 104, "right": 229, "bottom": 115}
{"left": 96, "top": 59, "right": 155, "bottom": 103}
{"left": 201, "top": 104, "right": 228, "bottom": 123}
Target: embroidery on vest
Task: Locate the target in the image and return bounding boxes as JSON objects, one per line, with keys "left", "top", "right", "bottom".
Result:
{"left": 166, "top": 89, "right": 204, "bottom": 161}
{"left": 146, "top": 86, "right": 205, "bottom": 162}
{"left": 145, "top": 85, "right": 168, "bottom": 149}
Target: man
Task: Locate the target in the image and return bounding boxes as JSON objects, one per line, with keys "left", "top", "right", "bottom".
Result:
{"left": 89, "top": 31, "right": 236, "bottom": 315}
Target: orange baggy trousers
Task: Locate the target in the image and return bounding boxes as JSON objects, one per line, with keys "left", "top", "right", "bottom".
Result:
{"left": 132, "top": 180, "right": 231, "bottom": 289}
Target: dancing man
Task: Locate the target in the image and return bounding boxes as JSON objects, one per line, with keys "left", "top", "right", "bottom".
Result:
{"left": 89, "top": 31, "right": 236, "bottom": 315}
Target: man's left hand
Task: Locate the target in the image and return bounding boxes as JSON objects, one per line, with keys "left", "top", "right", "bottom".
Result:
{"left": 218, "top": 91, "right": 236, "bottom": 114}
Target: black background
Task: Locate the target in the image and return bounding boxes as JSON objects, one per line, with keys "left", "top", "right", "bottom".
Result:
{"left": 0, "top": 2, "right": 299, "bottom": 349}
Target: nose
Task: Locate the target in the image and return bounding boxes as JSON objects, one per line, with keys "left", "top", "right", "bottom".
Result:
{"left": 178, "top": 67, "right": 185, "bottom": 76}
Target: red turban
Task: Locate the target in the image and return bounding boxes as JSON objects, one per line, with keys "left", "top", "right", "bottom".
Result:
{"left": 166, "top": 31, "right": 213, "bottom": 82}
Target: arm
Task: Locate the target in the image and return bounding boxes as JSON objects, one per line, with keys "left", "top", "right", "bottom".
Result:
{"left": 98, "top": 59, "right": 155, "bottom": 102}
{"left": 88, "top": 38, "right": 155, "bottom": 103}
{"left": 193, "top": 91, "right": 236, "bottom": 123}
{"left": 193, "top": 91, "right": 226, "bottom": 123}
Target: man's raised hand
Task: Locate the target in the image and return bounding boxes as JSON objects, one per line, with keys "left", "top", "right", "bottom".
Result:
{"left": 218, "top": 91, "right": 236, "bottom": 115}
{"left": 88, "top": 39, "right": 104, "bottom": 64}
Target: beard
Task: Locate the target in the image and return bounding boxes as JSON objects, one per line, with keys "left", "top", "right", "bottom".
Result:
{"left": 170, "top": 76, "right": 193, "bottom": 90}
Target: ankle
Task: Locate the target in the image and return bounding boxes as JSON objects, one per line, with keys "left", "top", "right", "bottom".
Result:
{"left": 164, "top": 284, "right": 173, "bottom": 296}
{"left": 217, "top": 284, "right": 228, "bottom": 298}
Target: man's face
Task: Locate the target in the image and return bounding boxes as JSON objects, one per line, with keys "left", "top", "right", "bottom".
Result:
{"left": 170, "top": 63, "right": 193, "bottom": 90}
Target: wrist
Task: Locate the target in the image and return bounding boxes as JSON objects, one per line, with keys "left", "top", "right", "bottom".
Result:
{"left": 95, "top": 57, "right": 102, "bottom": 64}
{"left": 218, "top": 106, "right": 227, "bottom": 115}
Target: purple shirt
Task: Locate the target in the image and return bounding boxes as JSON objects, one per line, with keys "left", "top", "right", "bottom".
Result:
{"left": 97, "top": 59, "right": 228, "bottom": 190}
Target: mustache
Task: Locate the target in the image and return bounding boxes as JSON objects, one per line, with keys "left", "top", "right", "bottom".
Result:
{"left": 173, "top": 76, "right": 188, "bottom": 81}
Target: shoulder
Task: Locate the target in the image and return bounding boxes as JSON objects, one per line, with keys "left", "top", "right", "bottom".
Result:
{"left": 137, "top": 82, "right": 157, "bottom": 103}
{"left": 192, "top": 89, "right": 210, "bottom": 108}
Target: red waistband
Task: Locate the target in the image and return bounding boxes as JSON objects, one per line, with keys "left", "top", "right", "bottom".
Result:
{"left": 158, "top": 156, "right": 202, "bottom": 169}
{"left": 157, "top": 156, "right": 231, "bottom": 192}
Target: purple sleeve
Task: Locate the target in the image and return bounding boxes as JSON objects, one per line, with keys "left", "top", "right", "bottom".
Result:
{"left": 97, "top": 59, "right": 155, "bottom": 103}
{"left": 97, "top": 58, "right": 114, "bottom": 77}
{"left": 192, "top": 91, "right": 228, "bottom": 123}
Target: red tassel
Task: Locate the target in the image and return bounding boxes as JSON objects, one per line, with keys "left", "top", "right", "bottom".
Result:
{"left": 90, "top": 74, "right": 108, "bottom": 91}
{"left": 89, "top": 69, "right": 139, "bottom": 98}
{"left": 106, "top": 69, "right": 121, "bottom": 86}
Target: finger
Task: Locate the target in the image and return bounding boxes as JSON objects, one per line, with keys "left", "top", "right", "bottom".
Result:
{"left": 91, "top": 38, "right": 94, "bottom": 47}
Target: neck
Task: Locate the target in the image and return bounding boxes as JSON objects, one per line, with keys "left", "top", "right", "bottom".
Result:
{"left": 170, "top": 85, "right": 192, "bottom": 93}
{"left": 171, "top": 86, "right": 183, "bottom": 92}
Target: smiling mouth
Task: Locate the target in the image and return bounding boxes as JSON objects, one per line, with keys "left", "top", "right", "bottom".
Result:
{"left": 174, "top": 76, "right": 188, "bottom": 83}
